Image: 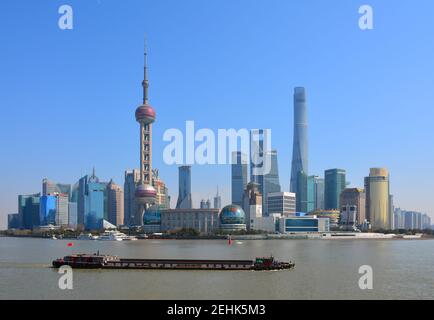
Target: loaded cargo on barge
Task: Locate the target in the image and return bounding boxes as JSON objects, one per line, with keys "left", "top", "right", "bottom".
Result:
{"left": 52, "top": 253, "right": 295, "bottom": 271}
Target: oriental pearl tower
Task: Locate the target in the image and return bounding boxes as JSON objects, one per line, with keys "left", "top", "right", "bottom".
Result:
{"left": 134, "top": 41, "right": 157, "bottom": 226}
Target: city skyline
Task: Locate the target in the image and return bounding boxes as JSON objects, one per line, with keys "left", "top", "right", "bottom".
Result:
{"left": 2, "top": 1, "right": 434, "bottom": 228}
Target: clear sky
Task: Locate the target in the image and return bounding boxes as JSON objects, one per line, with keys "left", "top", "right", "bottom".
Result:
{"left": 1, "top": 0, "right": 434, "bottom": 229}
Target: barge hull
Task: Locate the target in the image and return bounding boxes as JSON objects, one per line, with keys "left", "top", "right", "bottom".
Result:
{"left": 52, "top": 255, "right": 295, "bottom": 271}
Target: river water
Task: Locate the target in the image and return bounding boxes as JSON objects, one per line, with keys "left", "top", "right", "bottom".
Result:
{"left": 0, "top": 237, "right": 433, "bottom": 300}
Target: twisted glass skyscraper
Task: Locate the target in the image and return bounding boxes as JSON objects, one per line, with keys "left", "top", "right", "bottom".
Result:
{"left": 290, "top": 87, "right": 308, "bottom": 212}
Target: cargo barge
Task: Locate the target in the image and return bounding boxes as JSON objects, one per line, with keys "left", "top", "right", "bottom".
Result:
{"left": 52, "top": 253, "right": 295, "bottom": 271}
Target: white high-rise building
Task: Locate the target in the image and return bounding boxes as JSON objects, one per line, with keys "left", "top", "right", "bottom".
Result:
{"left": 267, "top": 192, "right": 296, "bottom": 216}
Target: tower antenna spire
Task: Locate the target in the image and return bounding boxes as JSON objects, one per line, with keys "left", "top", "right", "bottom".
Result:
{"left": 143, "top": 36, "right": 149, "bottom": 104}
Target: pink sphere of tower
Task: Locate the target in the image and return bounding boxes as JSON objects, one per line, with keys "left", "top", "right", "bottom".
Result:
{"left": 135, "top": 103, "right": 156, "bottom": 124}
{"left": 135, "top": 183, "right": 157, "bottom": 204}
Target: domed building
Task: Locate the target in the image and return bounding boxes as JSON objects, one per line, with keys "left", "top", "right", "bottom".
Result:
{"left": 219, "top": 205, "right": 247, "bottom": 231}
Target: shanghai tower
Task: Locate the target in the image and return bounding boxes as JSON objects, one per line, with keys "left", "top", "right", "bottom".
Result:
{"left": 290, "top": 87, "right": 308, "bottom": 211}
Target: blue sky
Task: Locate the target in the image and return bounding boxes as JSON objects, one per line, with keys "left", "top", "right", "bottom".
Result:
{"left": 1, "top": 0, "right": 434, "bottom": 228}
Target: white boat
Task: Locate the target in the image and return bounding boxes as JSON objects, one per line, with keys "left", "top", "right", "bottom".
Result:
{"left": 51, "top": 235, "right": 57, "bottom": 240}
{"left": 77, "top": 233, "right": 99, "bottom": 240}
{"left": 98, "top": 230, "right": 137, "bottom": 241}
{"left": 122, "top": 235, "right": 138, "bottom": 241}
{"left": 402, "top": 234, "right": 423, "bottom": 239}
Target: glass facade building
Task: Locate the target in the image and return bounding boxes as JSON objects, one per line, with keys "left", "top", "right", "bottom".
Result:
{"left": 85, "top": 181, "right": 106, "bottom": 230}
{"left": 176, "top": 166, "right": 193, "bottom": 209}
{"left": 307, "top": 176, "right": 315, "bottom": 213}
{"left": 324, "top": 169, "right": 346, "bottom": 210}
{"left": 19, "top": 194, "right": 40, "bottom": 229}
{"left": 231, "top": 151, "right": 248, "bottom": 207}
{"left": 263, "top": 150, "right": 281, "bottom": 215}
{"left": 313, "top": 176, "right": 325, "bottom": 210}
{"left": 124, "top": 169, "right": 140, "bottom": 226}
{"left": 279, "top": 216, "right": 330, "bottom": 233}
{"left": 39, "top": 195, "right": 57, "bottom": 226}
{"left": 68, "top": 202, "right": 78, "bottom": 228}
{"left": 8, "top": 213, "right": 21, "bottom": 229}
{"left": 296, "top": 171, "right": 308, "bottom": 213}
{"left": 77, "top": 175, "right": 89, "bottom": 227}
{"left": 77, "top": 170, "right": 108, "bottom": 230}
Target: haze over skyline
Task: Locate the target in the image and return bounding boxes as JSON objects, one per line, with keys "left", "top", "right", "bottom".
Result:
{"left": 1, "top": 0, "right": 434, "bottom": 228}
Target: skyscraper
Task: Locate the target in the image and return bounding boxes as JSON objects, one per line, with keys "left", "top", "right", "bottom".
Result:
{"left": 231, "top": 151, "right": 248, "bottom": 207}
{"left": 263, "top": 150, "right": 281, "bottom": 215}
{"left": 42, "top": 179, "right": 71, "bottom": 199}
{"left": 364, "top": 168, "right": 390, "bottom": 230}
{"left": 39, "top": 195, "right": 57, "bottom": 226}
{"left": 290, "top": 87, "right": 308, "bottom": 212}
{"left": 296, "top": 171, "right": 308, "bottom": 213}
{"left": 267, "top": 192, "right": 296, "bottom": 216}
{"left": 107, "top": 179, "right": 124, "bottom": 226}
{"left": 399, "top": 210, "right": 424, "bottom": 230}
{"left": 389, "top": 194, "right": 394, "bottom": 230}
{"left": 200, "top": 199, "right": 211, "bottom": 209}
{"left": 7, "top": 214, "right": 20, "bottom": 229}
{"left": 307, "top": 176, "right": 315, "bottom": 213}
{"left": 84, "top": 170, "right": 106, "bottom": 230}
{"left": 250, "top": 130, "right": 278, "bottom": 216}
{"left": 56, "top": 193, "right": 69, "bottom": 227}
{"left": 77, "top": 174, "right": 89, "bottom": 227}
{"left": 134, "top": 41, "right": 157, "bottom": 226}
{"left": 324, "top": 169, "right": 346, "bottom": 210}
{"left": 340, "top": 188, "right": 366, "bottom": 225}
{"left": 242, "top": 182, "right": 263, "bottom": 230}
{"left": 250, "top": 129, "right": 266, "bottom": 211}
{"left": 19, "top": 194, "right": 40, "bottom": 229}
{"left": 214, "top": 187, "right": 222, "bottom": 210}
{"left": 312, "top": 176, "right": 325, "bottom": 210}
{"left": 153, "top": 169, "right": 170, "bottom": 209}
{"left": 124, "top": 169, "right": 140, "bottom": 226}
{"left": 176, "top": 166, "right": 193, "bottom": 209}
{"left": 68, "top": 202, "right": 78, "bottom": 229}
{"left": 422, "top": 214, "right": 432, "bottom": 230}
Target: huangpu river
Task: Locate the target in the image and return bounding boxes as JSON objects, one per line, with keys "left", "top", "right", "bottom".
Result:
{"left": 0, "top": 237, "right": 433, "bottom": 300}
